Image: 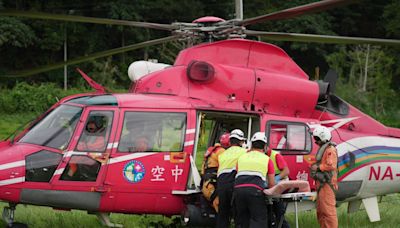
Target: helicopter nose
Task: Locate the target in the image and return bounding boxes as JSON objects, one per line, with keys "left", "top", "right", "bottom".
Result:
{"left": 0, "top": 142, "right": 26, "bottom": 202}
{"left": 0, "top": 143, "right": 24, "bottom": 175}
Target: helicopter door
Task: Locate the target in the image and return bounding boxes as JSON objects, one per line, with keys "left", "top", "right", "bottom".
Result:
{"left": 192, "top": 111, "right": 260, "bottom": 176}
{"left": 104, "top": 109, "right": 189, "bottom": 214}
{"left": 51, "top": 107, "right": 118, "bottom": 193}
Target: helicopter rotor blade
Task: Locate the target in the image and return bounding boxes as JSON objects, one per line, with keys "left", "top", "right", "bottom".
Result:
{"left": 245, "top": 30, "right": 400, "bottom": 46}
{"left": 1, "top": 35, "right": 181, "bottom": 78}
{"left": 236, "top": 0, "right": 359, "bottom": 27}
{"left": 0, "top": 10, "right": 176, "bottom": 31}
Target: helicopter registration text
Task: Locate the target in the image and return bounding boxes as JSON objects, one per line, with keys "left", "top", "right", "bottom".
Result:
{"left": 368, "top": 166, "right": 400, "bottom": 181}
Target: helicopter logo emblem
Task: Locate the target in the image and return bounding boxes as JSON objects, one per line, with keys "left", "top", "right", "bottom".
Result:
{"left": 123, "top": 160, "right": 146, "bottom": 183}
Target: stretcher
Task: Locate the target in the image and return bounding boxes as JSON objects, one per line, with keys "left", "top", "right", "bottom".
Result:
{"left": 264, "top": 180, "right": 316, "bottom": 228}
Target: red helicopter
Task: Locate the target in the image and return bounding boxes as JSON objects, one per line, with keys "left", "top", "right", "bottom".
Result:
{"left": 1, "top": 0, "right": 400, "bottom": 227}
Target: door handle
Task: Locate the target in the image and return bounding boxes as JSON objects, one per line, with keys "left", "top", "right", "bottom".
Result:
{"left": 94, "top": 186, "right": 108, "bottom": 193}
{"left": 348, "top": 151, "right": 356, "bottom": 168}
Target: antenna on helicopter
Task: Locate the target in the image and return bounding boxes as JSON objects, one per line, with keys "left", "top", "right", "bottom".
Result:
{"left": 76, "top": 68, "right": 109, "bottom": 94}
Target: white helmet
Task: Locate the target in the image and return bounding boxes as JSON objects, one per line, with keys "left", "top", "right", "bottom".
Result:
{"left": 230, "top": 129, "right": 246, "bottom": 141}
{"left": 312, "top": 126, "right": 331, "bottom": 143}
{"left": 251, "top": 132, "right": 267, "bottom": 143}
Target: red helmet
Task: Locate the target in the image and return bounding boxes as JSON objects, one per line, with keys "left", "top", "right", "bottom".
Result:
{"left": 219, "top": 133, "right": 230, "bottom": 148}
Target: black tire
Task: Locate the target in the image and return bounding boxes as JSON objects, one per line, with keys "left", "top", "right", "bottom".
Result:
{"left": 8, "top": 222, "right": 28, "bottom": 228}
{"left": 182, "top": 204, "right": 215, "bottom": 227}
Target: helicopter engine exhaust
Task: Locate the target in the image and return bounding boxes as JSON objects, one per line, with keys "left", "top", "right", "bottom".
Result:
{"left": 317, "top": 80, "right": 330, "bottom": 104}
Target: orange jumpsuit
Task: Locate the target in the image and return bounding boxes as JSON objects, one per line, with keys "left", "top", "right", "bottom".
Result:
{"left": 69, "top": 136, "right": 105, "bottom": 177}
{"left": 201, "top": 144, "right": 225, "bottom": 212}
{"left": 316, "top": 145, "right": 338, "bottom": 228}
{"left": 77, "top": 135, "right": 105, "bottom": 152}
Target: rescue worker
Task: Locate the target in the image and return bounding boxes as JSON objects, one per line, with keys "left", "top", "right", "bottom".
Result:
{"left": 267, "top": 148, "right": 290, "bottom": 228}
{"left": 216, "top": 129, "right": 247, "bottom": 228}
{"left": 310, "top": 126, "right": 338, "bottom": 228}
{"left": 201, "top": 133, "right": 230, "bottom": 212}
{"left": 70, "top": 119, "right": 106, "bottom": 178}
{"left": 119, "top": 121, "right": 147, "bottom": 152}
{"left": 234, "top": 132, "right": 275, "bottom": 228}
{"left": 77, "top": 119, "right": 106, "bottom": 152}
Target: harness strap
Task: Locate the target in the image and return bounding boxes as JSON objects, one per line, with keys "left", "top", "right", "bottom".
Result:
{"left": 312, "top": 142, "right": 338, "bottom": 197}
{"left": 210, "top": 189, "right": 218, "bottom": 202}
{"left": 204, "top": 145, "right": 221, "bottom": 170}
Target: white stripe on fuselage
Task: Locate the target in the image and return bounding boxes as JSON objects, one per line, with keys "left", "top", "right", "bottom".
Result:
{"left": 0, "top": 177, "right": 25, "bottom": 186}
{"left": 107, "top": 142, "right": 119, "bottom": 149}
{"left": 108, "top": 152, "right": 156, "bottom": 164}
{"left": 64, "top": 151, "right": 104, "bottom": 157}
{"left": 308, "top": 117, "right": 360, "bottom": 131}
{"left": 53, "top": 168, "right": 65, "bottom": 176}
{"left": 184, "top": 141, "right": 194, "bottom": 146}
{"left": 0, "top": 160, "right": 25, "bottom": 170}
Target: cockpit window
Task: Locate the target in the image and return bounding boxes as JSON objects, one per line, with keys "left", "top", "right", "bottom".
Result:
{"left": 76, "top": 111, "right": 113, "bottom": 152}
{"left": 66, "top": 95, "right": 118, "bottom": 106}
{"left": 19, "top": 105, "right": 82, "bottom": 150}
{"left": 118, "top": 112, "right": 187, "bottom": 152}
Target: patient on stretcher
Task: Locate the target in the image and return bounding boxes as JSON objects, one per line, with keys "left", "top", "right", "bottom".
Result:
{"left": 263, "top": 180, "right": 310, "bottom": 196}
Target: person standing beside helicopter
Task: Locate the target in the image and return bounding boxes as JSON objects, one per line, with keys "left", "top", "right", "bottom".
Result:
{"left": 234, "top": 132, "right": 275, "bottom": 228}
{"left": 200, "top": 133, "right": 230, "bottom": 213}
{"left": 267, "top": 148, "right": 290, "bottom": 228}
{"left": 310, "top": 126, "right": 338, "bottom": 228}
{"left": 216, "top": 129, "right": 247, "bottom": 228}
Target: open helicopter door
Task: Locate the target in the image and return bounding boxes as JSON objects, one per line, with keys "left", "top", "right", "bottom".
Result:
{"left": 186, "top": 111, "right": 261, "bottom": 189}
{"left": 179, "top": 111, "right": 260, "bottom": 226}
{"left": 22, "top": 106, "right": 119, "bottom": 211}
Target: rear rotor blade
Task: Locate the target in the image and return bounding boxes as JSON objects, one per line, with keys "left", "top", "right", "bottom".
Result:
{"left": 0, "top": 10, "right": 175, "bottom": 31}
{"left": 237, "top": 0, "right": 359, "bottom": 26}
{"left": 1, "top": 35, "right": 181, "bottom": 78}
{"left": 245, "top": 30, "right": 400, "bottom": 46}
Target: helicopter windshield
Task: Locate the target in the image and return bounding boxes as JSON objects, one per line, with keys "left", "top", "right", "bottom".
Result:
{"left": 19, "top": 105, "right": 82, "bottom": 150}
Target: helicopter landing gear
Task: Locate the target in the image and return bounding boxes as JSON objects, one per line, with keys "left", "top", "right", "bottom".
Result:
{"left": 96, "top": 213, "right": 122, "bottom": 228}
{"left": 2, "top": 204, "right": 27, "bottom": 228}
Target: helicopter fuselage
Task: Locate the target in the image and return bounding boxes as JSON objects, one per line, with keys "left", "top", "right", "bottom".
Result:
{"left": 0, "top": 39, "right": 399, "bottom": 224}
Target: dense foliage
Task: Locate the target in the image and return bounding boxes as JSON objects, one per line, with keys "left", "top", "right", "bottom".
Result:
{"left": 0, "top": 82, "right": 89, "bottom": 113}
{"left": 0, "top": 0, "right": 399, "bottom": 126}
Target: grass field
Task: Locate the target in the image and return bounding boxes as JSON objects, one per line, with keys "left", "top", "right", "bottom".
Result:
{"left": 0, "top": 113, "right": 37, "bottom": 140}
{"left": 0, "top": 194, "right": 399, "bottom": 227}
{"left": 1, "top": 114, "right": 400, "bottom": 227}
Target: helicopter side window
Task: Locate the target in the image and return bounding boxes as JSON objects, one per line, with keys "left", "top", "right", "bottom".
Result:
{"left": 60, "top": 155, "right": 101, "bottom": 181}
{"left": 76, "top": 111, "right": 113, "bottom": 152}
{"left": 19, "top": 105, "right": 82, "bottom": 150}
{"left": 25, "top": 150, "right": 63, "bottom": 182}
{"left": 266, "top": 121, "right": 312, "bottom": 155}
{"left": 118, "top": 112, "right": 186, "bottom": 152}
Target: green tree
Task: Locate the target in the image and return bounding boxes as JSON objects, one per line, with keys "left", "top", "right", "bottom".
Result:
{"left": 0, "top": 17, "right": 36, "bottom": 48}
{"left": 326, "top": 45, "right": 399, "bottom": 127}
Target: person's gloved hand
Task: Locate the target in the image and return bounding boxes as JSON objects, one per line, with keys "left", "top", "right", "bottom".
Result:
{"left": 274, "top": 175, "right": 281, "bottom": 184}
